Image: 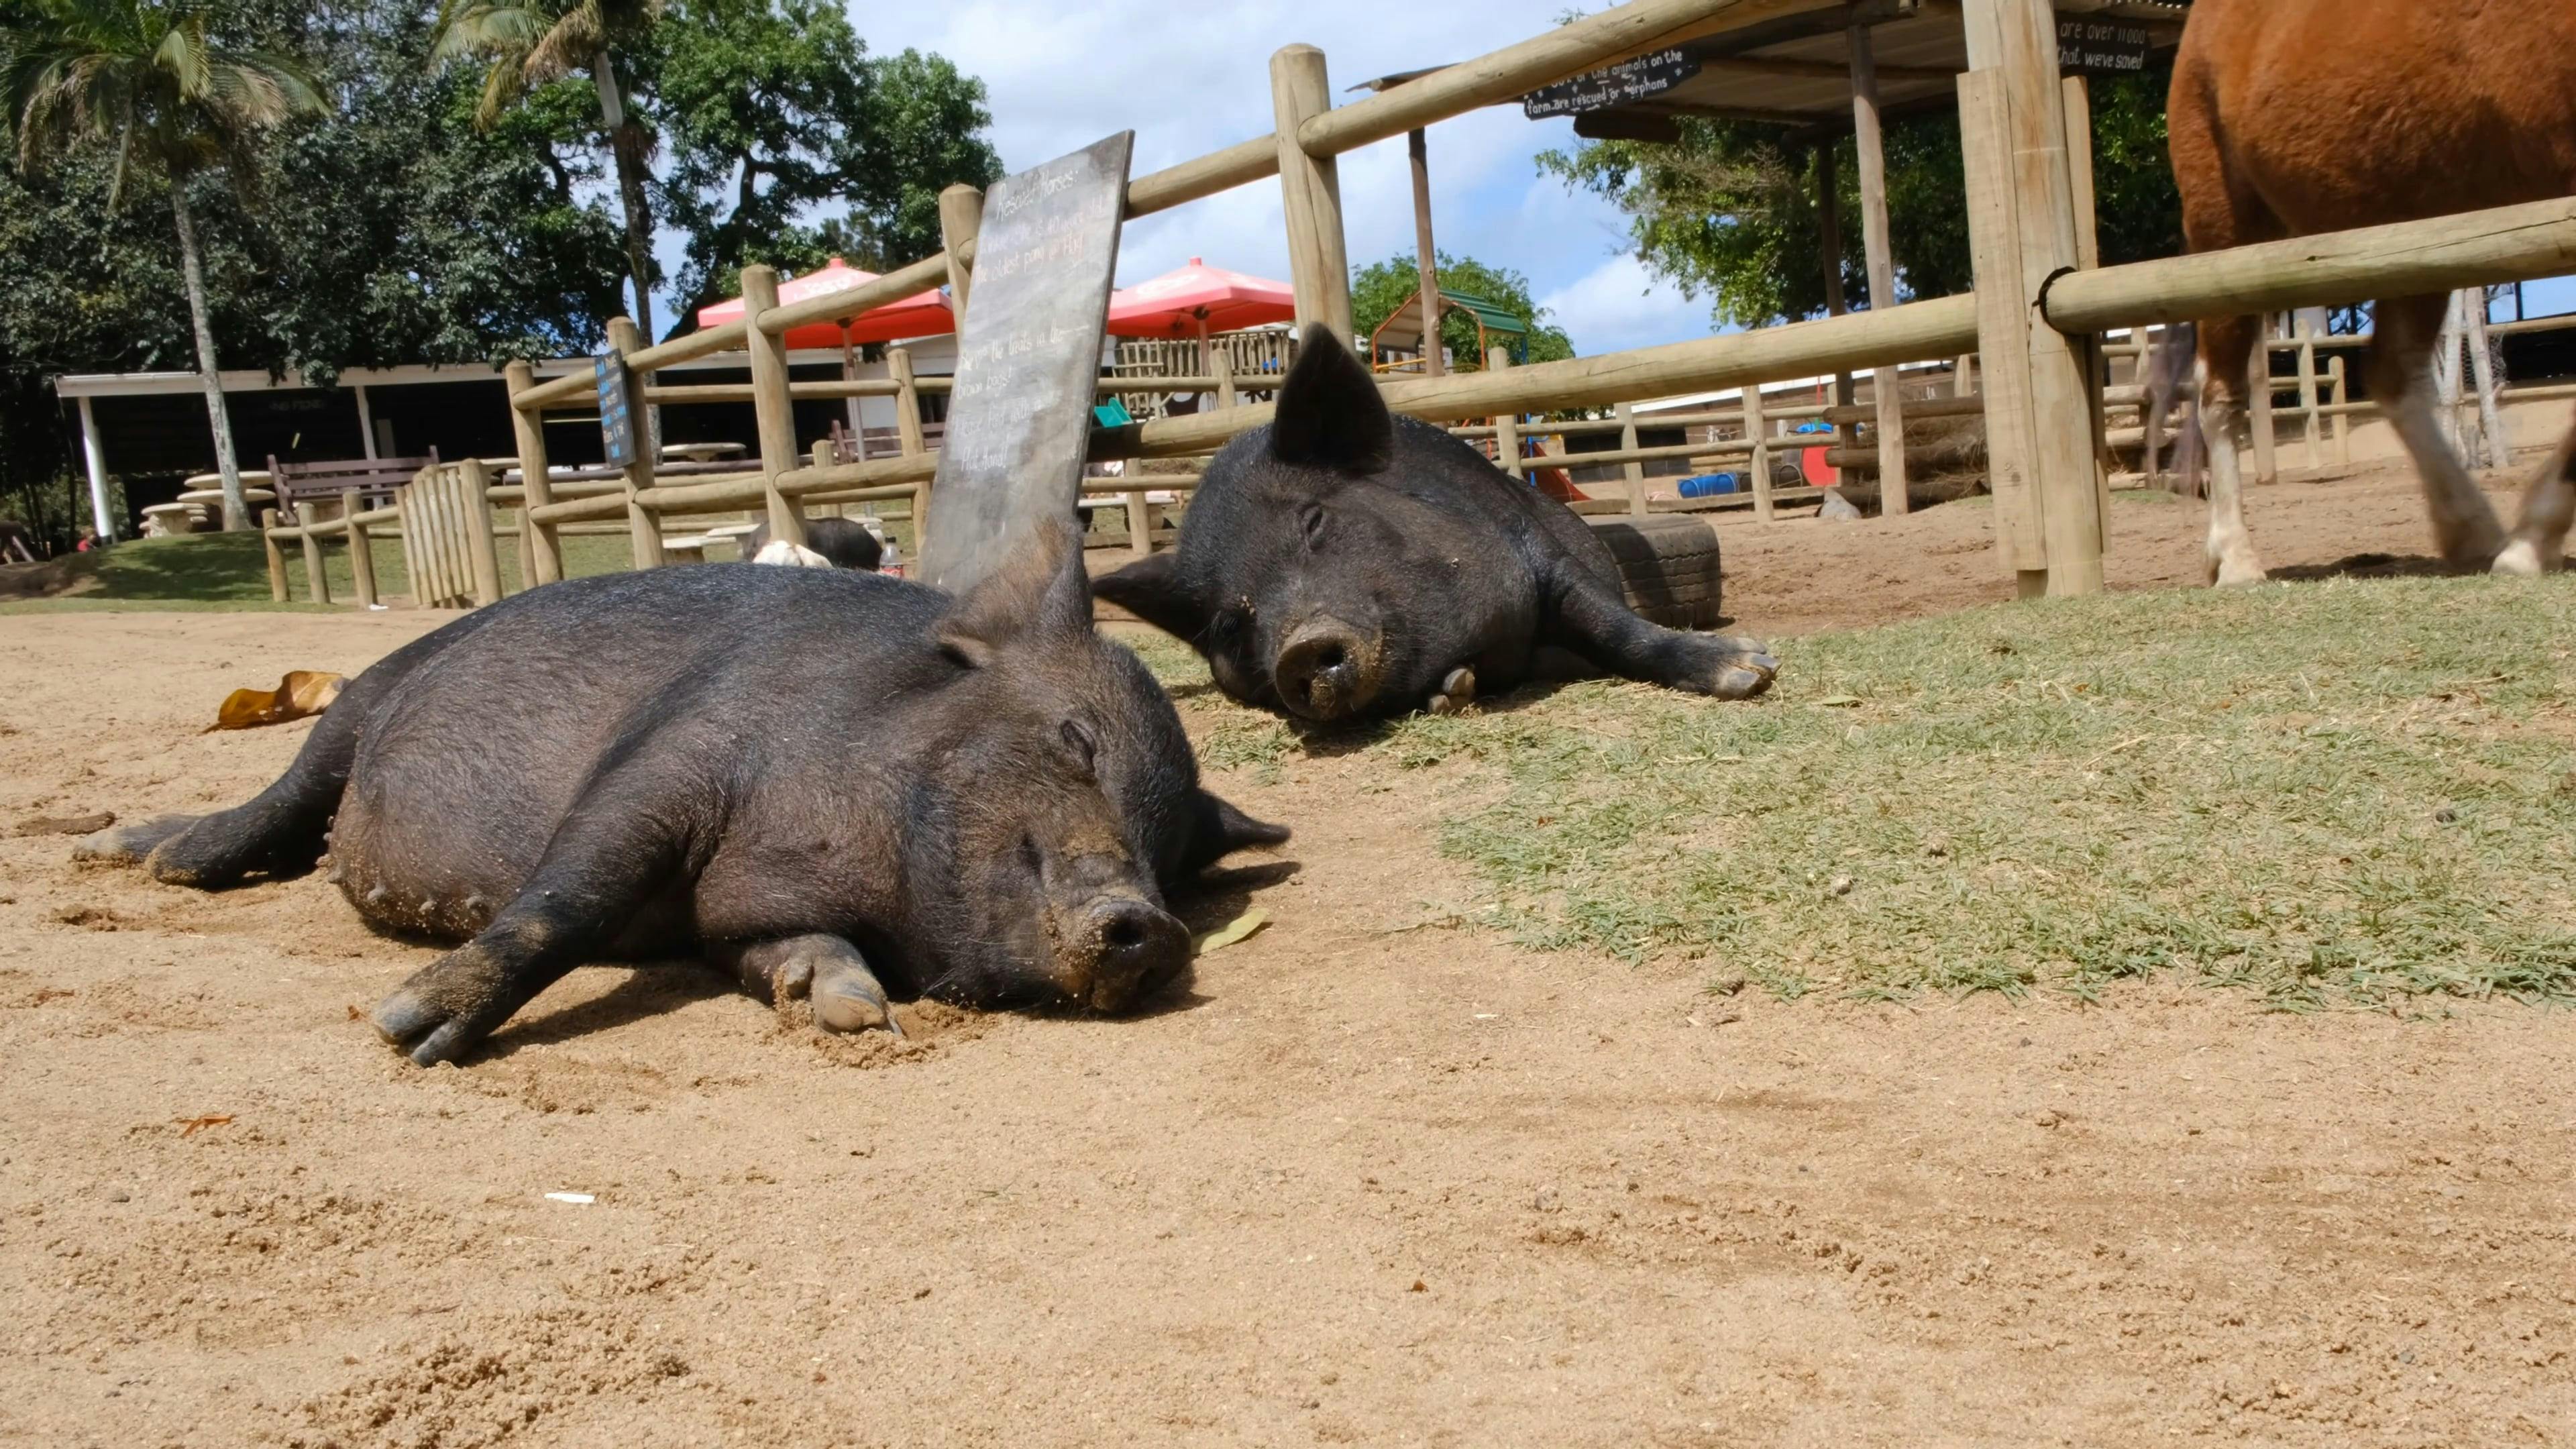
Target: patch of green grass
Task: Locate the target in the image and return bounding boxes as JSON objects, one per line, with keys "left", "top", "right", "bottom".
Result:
{"left": 1165, "top": 575, "right": 2576, "bottom": 1008}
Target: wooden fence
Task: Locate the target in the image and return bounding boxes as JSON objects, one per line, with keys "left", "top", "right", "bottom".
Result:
{"left": 267, "top": 0, "right": 2576, "bottom": 608}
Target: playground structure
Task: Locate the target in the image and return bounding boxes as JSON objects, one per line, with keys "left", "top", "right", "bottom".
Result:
{"left": 265, "top": 0, "right": 2576, "bottom": 609}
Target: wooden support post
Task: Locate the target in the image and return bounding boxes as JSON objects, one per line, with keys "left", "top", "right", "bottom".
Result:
{"left": 1271, "top": 45, "right": 1354, "bottom": 344}
{"left": 1743, "top": 384, "right": 1775, "bottom": 524}
{"left": 2464, "top": 289, "right": 2509, "bottom": 469}
{"left": 300, "top": 500, "right": 331, "bottom": 606}
{"left": 1955, "top": 352, "right": 1976, "bottom": 396}
{"left": 504, "top": 360, "right": 564, "bottom": 585}
{"left": 462, "top": 458, "right": 504, "bottom": 606}
{"left": 1124, "top": 486, "right": 1152, "bottom": 558}
{"left": 2434, "top": 292, "right": 2468, "bottom": 458}
{"left": 741, "top": 264, "right": 807, "bottom": 548}
{"left": 2249, "top": 315, "right": 2278, "bottom": 486}
{"left": 2294, "top": 314, "right": 2322, "bottom": 469}
{"left": 341, "top": 487, "right": 378, "bottom": 608}
{"left": 262, "top": 508, "right": 288, "bottom": 602}
{"left": 1957, "top": 0, "right": 2102, "bottom": 597}
{"left": 607, "top": 317, "right": 667, "bottom": 570}
{"left": 1615, "top": 402, "right": 1648, "bottom": 515}
{"left": 888, "top": 346, "right": 927, "bottom": 456}
{"left": 2326, "top": 355, "right": 2351, "bottom": 465}
{"left": 1409, "top": 127, "right": 1444, "bottom": 378}
{"left": 2061, "top": 72, "right": 2112, "bottom": 521}
{"left": 1849, "top": 21, "right": 1908, "bottom": 515}
{"left": 1214, "top": 350, "right": 1238, "bottom": 410}
{"left": 392, "top": 487, "right": 421, "bottom": 606}
{"left": 1488, "top": 350, "right": 1521, "bottom": 479}
{"left": 938, "top": 185, "right": 983, "bottom": 320}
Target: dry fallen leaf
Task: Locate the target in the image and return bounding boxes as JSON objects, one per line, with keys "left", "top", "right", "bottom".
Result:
{"left": 175, "top": 1114, "right": 233, "bottom": 1137}
{"left": 1816, "top": 694, "right": 1864, "bottom": 708}
{"left": 1192, "top": 908, "right": 1270, "bottom": 957}
{"left": 209, "top": 671, "right": 345, "bottom": 732}
{"left": 13, "top": 810, "right": 113, "bottom": 837}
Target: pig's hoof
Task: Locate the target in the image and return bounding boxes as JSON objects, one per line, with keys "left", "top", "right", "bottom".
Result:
{"left": 1426, "top": 666, "right": 1477, "bottom": 715}
{"left": 2491, "top": 539, "right": 2551, "bottom": 577}
{"left": 1691, "top": 637, "right": 1777, "bottom": 700}
{"left": 71, "top": 814, "right": 198, "bottom": 867}
{"left": 371, "top": 945, "right": 514, "bottom": 1066}
{"left": 735, "top": 934, "right": 902, "bottom": 1037}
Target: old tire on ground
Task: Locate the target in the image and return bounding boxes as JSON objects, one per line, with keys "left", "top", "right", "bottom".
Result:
{"left": 1587, "top": 515, "right": 1723, "bottom": 629}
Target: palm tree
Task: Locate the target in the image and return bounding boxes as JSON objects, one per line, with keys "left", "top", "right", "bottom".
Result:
{"left": 5, "top": 0, "right": 323, "bottom": 532}
{"left": 434, "top": 0, "right": 661, "bottom": 339}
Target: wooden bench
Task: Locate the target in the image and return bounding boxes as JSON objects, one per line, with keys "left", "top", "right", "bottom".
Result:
{"left": 268, "top": 453, "right": 437, "bottom": 524}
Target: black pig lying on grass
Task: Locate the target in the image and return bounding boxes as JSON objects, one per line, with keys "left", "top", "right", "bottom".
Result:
{"left": 79, "top": 527, "right": 1285, "bottom": 1065}
{"left": 1095, "top": 327, "right": 1779, "bottom": 722}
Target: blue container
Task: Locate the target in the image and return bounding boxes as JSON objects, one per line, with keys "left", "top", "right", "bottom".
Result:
{"left": 1676, "top": 472, "right": 1740, "bottom": 498}
{"left": 1790, "top": 420, "right": 1835, "bottom": 436}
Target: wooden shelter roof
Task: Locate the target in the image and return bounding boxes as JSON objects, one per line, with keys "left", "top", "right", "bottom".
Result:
{"left": 1561, "top": 0, "right": 2189, "bottom": 144}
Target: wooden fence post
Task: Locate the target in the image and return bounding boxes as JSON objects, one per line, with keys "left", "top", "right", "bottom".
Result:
{"left": 2061, "top": 72, "right": 2112, "bottom": 525}
{"left": 1743, "top": 384, "right": 1774, "bottom": 524}
{"left": 1488, "top": 350, "right": 1521, "bottom": 479}
{"left": 2249, "top": 316, "right": 2279, "bottom": 486}
{"left": 1849, "top": 20, "right": 1908, "bottom": 515}
{"left": 299, "top": 500, "right": 332, "bottom": 605}
{"left": 2327, "top": 355, "right": 2351, "bottom": 466}
{"left": 341, "top": 487, "right": 378, "bottom": 607}
{"left": 504, "top": 360, "right": 564, "bottom": 585}
{"left": 2294, "top": 313, "right": 2322, "bottom": 469}
{"left": 606, "top": 317, "right": 666, "bottom": 569}
{"left": 1214, "top": 350, "right": 1238, "bottom": 410}
{"left": 262, "top": 508, "right": 288, "bottom": 601}
{"left": 462, "top": 458, "right": 504, "bottom": 606}
{"left": 392, "top": 486, "right": 421, "bottom": 606}
{"left": 1958, "top": 0, "right": 2103, "bottom": 597}
{"left": 741, "top": 264, "right": 807, "bottom": 548}
{"left": 2464, "top": 289, "right": 2509, "bottom": 469}
{"left": 1271, "top": 45, "right": 1353, "bottom": 344}
{"left": 938, "top": 185, "right": 983, "bottom": 320}
{"left": 1615, "top": 402, "right": 1648, "bottom": 515}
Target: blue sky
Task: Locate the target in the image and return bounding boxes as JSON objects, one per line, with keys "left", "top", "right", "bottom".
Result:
{"left": 651, "top": 0, "right": 1712, "bottom": 357}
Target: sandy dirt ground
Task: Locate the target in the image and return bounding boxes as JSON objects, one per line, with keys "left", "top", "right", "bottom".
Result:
{"left": 3, "top": 462, "right": 2572, "bottom": 1448}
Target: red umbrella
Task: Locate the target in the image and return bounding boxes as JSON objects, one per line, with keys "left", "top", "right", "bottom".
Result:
{"left": 696, "top": 258, "right": 953, "bottom": 349}
{"left": 1106, "top": 258, "right": 1295, "bottom": 338}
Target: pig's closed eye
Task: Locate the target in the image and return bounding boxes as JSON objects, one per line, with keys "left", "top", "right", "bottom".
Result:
{"left": 1299, "top": 502, "right": 1327, "bottom": 549}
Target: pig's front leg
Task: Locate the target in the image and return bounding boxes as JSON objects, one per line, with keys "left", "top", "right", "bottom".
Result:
{"left": 1544, "top": 564, "right": 1778, "bottom": 700}
{"left": 708, "top": 933, "right": 902, "bottom": 1037}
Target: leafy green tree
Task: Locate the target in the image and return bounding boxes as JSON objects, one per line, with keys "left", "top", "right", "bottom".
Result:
{"left": 4, "top": 0, "right": 323, "bottom": 529}
{"left": 433, "top": 0, "right": 663, "bottom": 337}
{"left": 654, "top": 0, "right": 1001, "bottom": 331}
{"left": 1350, "top": 250, "right": 1576, "bottom": 369}
{"left": 1536, "top": 61, "right": 2180, "bottom": 331}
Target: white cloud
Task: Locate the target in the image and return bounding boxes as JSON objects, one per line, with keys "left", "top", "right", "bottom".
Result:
{"left": 1538, "top": 253, "right": 1711, "bottom": 356}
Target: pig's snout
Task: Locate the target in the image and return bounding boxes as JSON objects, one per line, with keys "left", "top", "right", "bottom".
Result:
{"left": 1273, "top": 617, "right": 1380, "bottom": 721}
{"left": 1067, "top": 896, "right": 1189, "bottom": 1013}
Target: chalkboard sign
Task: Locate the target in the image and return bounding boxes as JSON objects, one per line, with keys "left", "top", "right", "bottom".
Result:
{"left": 2057, "top": 17, "right": 2151, "bottom": 76}
{"left": 918, "top": 131, "right": 1134, "bottom": 594}
{"left": 596, "top": 356, "right": 639, "bottom": 468}
{"left": 1522, "top": 48, "right": 1699, "bottom": 119}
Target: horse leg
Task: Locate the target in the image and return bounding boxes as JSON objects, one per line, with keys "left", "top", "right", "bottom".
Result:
{"left": 2196, "top": 315, "right": 2265, "bottom": 585}
{"left": 2493, "top": 404, "right": 2576, "bottom": 576}
{"left": 2368, "top": 294, "right": 2507, "bottom": 569}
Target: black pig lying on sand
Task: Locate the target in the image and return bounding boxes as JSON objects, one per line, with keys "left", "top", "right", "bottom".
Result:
{"left": 1095, "top": 327, "right": 1778, "bottom": 722}
{"left": 80, "top": 528, "right": 1285, "bottom": 1065}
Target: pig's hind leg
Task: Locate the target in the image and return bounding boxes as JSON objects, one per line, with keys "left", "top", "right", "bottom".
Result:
{"left": 371, "top": 761, "right": 698, "bottom": 1065}
{"left": 708, "top": 934, "right": 902, "bottom": 1036}
{"left": 1544, "top": 566, "right": 1778, "bottom": 700}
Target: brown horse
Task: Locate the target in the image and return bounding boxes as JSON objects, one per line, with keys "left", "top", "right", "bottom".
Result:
{"left": 2167, "top": 0, "right": 2576, "bottom": 584}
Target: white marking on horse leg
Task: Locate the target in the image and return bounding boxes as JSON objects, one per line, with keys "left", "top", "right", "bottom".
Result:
{"left": 2379, "top": 359, "right": 2506, "bottom": 568}
{"left": 2493, "top": 411, "right": 2576, "bottom": 576}
{"left": 2198, "top": 360, "right": 2264, "bottom": 586}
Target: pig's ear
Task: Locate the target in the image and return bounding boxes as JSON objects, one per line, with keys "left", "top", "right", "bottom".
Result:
{"left": 936, "top": 519, "right": 1092, "bottom": 668}
{"left": 1179, "top": 789, "right": 1290, "bottom": 877}
{"left": 1269, "top": 324, "right": 1393, "bottom": 474}
{"left": 1093, "top": 551, "right": 1210, "bottom": 647}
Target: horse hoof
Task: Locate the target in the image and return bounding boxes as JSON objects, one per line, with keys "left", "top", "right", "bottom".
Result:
{"left": 2491, "top": 539, "right": 2546, "bottom": 577}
